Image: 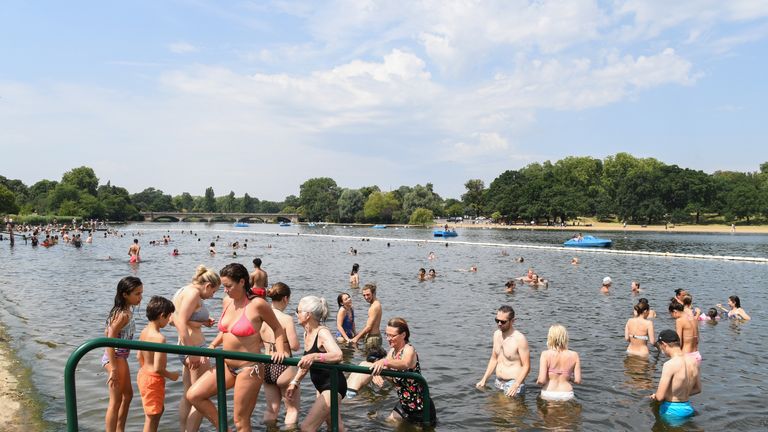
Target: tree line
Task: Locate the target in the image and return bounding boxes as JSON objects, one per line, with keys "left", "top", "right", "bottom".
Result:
{"left": 1, "top": 153, "right": 767, "bottom": 225}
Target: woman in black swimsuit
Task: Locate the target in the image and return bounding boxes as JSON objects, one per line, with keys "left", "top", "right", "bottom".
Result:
{"left": 286, "top": 296, "right": 347, "bottom": 431}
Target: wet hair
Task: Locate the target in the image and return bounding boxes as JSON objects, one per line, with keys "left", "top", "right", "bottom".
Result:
{"left": 498, "top": 305, "right": 515, "bottom": 320}
{"left": 674, "top": 288, "right": 686, "bottom": 297}
{"left": 351, "top": 263, "right": 359, "bottom": 275}
{"left": 668, "top": 301, "right": 684, "bottom": 313}
{"left": 362, "top": 283, "right": 377, "bottom": 295}
{"left": 220, "top": 263, "right": 252, "bottom": 298}
{"left": 133, "top": 239, "right": 138, "bottom": 244}
{"left": 419, "top": 268, "right": 426, "bottom": 274}
{"left": 634, "top": 301, "right": 649, "bottom": 315}
{"left": 729, "top": 295, "right": 741, "bottom": 308}
{"left": 387, "top": 317, "right": 410, "bottom": 342}
{"left": 108, "top": 276, "right": 143, "bottom": 324}
{"left": 298, "top": 296, "right": 329, "bottom": 322}
{"left": 267, "top": 282, "right": 290, "bottom": 302}
{"left": 210, "top": 242, "right": 215, "bottom": 247}
{"left": 146, "top": 296, "right": 175, "bottom": 321}
{"left": 337, "top": 292, "right": 350, "bottom": 307}
{"left": 638, "top": 297, "right": 649, "bottom": 305}
{"left": 632, "top": 281, "right": 640, "bottom": 289}
{"left": 192, "top": 264, "right": 221, "bottom": 287}
{"left": 707, "top": 308, "right": 719, "bottom": 319}
{"left": 682, "top": 294, "right": 693, "bottom": 307}
{"left": 428, "top": 268, "right": 436, "bottom": 274}
{"left": 253, "top": 258, "right": 262, "bottom": 267}
{"left": 547, "top": 324, "right": 568, "bottom": 351}
{"left": 505, "top": 280, "right": 516, "bottom": 288}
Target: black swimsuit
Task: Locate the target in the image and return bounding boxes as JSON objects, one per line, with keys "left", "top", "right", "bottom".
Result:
{"left": 305, "top": 331, "right": 347, "bottom": 397}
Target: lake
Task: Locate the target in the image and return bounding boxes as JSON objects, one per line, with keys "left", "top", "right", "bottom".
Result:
{"left": 1, "top": 223, "right": 766, "bottom": 431}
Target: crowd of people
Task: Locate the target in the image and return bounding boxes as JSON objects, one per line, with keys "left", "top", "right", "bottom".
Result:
{"left": 94, "top": 233, "right": 754, "bottom": 432}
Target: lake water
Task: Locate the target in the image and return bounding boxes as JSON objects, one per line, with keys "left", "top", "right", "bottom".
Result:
{"left": 1, "top": 223, "right": 766, "bottom": 431}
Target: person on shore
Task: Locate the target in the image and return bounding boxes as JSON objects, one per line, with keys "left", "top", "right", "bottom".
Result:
{"left": 171, "top": 265, "right": 220, "bottom": 432}
{"left": 250, "top": 258, "right": 268, "bottom": 297}
{"left": 625, "top": 302, "right": 656, "bottom": 357}
{"left": 600, "top": 277, "right": 612, "bottom": 293}
{"left": 286, "top": 296, "right": 347, "bottom": 431}
{"left": 336, "top": 293, "right": 355, "bottom": 344}
{"left": 103, "top": 276, "right": 144, "bottom": 432}
{"left": 137, "top": 296, "right": 179, "bottom": 432}
{"left": 261, "top": 282, "right": 301, "bottom": 429}
{"left": 717, "top": 295, "right": 751, "bottom": 320}
{"left": 636, "top": 298, "right": 657, "bottom": 319}
{"left": 476, "top": 305, "right": 531, "bottom": 397}
{"left": 650, "top": 330, "right": 701, "bottom": 426}
{"left": 417, "top": 268, "right": 426, "bottom": 281}
{"left": 349, "top": 263, "right": 360, "bottom": 288}
{"left": 505, "top": 280, "right": 516, "bottom": 294}
{"left": 346, "top": 318, "right": 437, "bottom": 426}
{"left": 350, "top": 284, "right": 385, "bottom": 360}
{"left": 537, "top": 324, "right": 581, "bottom": 401}
{"left": 186, "top": 263, "right": 287, "bottom": 432}
{"left": 669, "top": 302, "right": 700, "bottom": 364}
{"left": 128, "top": 239, "right": 141, "bottom": 263}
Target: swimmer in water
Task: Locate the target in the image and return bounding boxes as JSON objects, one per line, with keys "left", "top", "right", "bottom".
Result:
{"left": 128, "top": 239, "right": 141, "bottom": 263}
{"left": 537, "top": 324, "right": 581, "bottom": 401}
{"left": 716, "top": 295, "right": 751, "bottom": 320}
{"left": 505, "top": 280, "right": 516, "bottom": 293}
{"left": 417, "top": 268, "right": 426, "bottom": 281}
{"left": 625, "top": 302, "right": 655, "bottom": 357}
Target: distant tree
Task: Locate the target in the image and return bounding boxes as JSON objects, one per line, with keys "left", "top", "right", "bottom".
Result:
{"left": 217, "top": 191, "right": 237, "bottom": 213}
{"left": 358, "top": 185, "right": 381, "bottom": 200}
{"left": 402, "top": 184, "right": 442, "bottom": 219}
{"left": 61, "top": 166, "right": 99, "bottom": 196}
{"left": 0, "top": 175, "right": 29, "bottom": 203}
{"left": 0, "top": 184, "right": 19, "bottom": 214}
{"left": 174, "top": 192, "right": 195, "bottom": 212}
{"left": 241, "top": 193, "right": 259, "bottom": 213}
{"left": 299, "top": 178, "right": 341, "bottom": 222}
{"left": 132, "top": 188, "right": 175, "bottom": 212}
{"left": 338, "top": 189, "right": 365, "bottom": 223}
{"left": 203, "top": 187, "right": 217, "bottom": 212}
{"left": 409, "top": 208, "right": 434, "bottom": 226}
{"left": 284, "top": 195, "right": 301, "bottom": 208}
{"left": 462, "top": 179, "right": 485, "bottom": 217}
{"left": 363, "top": 191, "right": 400, "bottom": 223}
{"left": 258, "top": 200, "right": 283, "bottom": 213}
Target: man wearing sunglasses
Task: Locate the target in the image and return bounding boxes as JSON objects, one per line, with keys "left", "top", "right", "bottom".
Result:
{"left": 475, "top": 305, "right": 530, "bottom": 397}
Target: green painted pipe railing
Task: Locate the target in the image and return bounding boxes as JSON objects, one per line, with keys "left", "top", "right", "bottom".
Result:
{"left": 65, "top": 338, "right": 432, "bottom": 431}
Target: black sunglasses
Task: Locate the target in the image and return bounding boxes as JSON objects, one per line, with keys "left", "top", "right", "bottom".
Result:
{"left": 494, "top": 318, "right": 509, "bottom": 325}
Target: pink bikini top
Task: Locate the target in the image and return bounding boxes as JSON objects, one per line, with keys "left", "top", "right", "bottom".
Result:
{"left": 218, "top": 300, "right": 257, "bottom": 337}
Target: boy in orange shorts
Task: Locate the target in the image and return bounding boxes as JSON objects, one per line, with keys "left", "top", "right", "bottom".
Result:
{"left": 137, "top": 296, "right": 179, "bottom": 432}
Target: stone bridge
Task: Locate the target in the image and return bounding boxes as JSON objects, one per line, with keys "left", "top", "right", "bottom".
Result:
{"left": 139, "top": 212, "right": 299, "bottom": 223}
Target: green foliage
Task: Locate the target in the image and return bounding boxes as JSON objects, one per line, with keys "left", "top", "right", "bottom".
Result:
{"left": 402, "top": 184, "right": 442, "bottom": 219}
{"left": 0, "top": 184, "right": 19, "bottom": 214}
{"left": 338, "top": 189, "right": 365, "bottom": 223}
{"left": 364, "top": 191, "right": 401, "bottom": 223}
{"left": 203, "top": 187, "right": 217, "bottom": 212}
{"left": 299, "top": 178, "right": 341, "bottom": 222}
{"left": 409, "top": 208, "right": 434, "bottom": 226}
{"left": 462, "top": 179, "right": 485, "bottom": 217}
{"left": 61, "top": 166, "right": 99, "bottom": 196}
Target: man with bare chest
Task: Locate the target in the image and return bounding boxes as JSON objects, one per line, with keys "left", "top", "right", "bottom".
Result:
{"left": 476, "top": 305, "right": 530, "bottom": 397}
{"left": 249, "top": 258, "right": 268, "bottom": 297}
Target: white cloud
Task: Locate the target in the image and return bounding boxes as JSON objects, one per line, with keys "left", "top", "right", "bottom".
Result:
{"left": 168, "top": 41, "right": 199, "bottom": 54}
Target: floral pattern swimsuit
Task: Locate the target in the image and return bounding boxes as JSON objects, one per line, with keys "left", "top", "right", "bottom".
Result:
{"left": 392, "top": 344, "right": 425, "bottom": 414}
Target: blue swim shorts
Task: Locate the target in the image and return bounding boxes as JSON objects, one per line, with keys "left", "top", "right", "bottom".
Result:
{"left": 659, "top": 401, "right": 694, "bottom": 426}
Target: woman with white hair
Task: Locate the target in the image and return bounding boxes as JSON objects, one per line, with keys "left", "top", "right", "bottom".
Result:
{"left": 536, "top": 324, "right": 581, "bottom": 401}
{"left": 286, "top": 296, "right": 347, "bottom": 431}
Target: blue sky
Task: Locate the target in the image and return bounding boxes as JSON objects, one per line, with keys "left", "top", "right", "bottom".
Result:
{"left": 1, "top": 1, "right": 767, "bottom": 200}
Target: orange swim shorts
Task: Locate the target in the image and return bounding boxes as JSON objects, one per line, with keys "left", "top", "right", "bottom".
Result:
{"left": 137, "top": 369, "right": 166, "bottom": 415}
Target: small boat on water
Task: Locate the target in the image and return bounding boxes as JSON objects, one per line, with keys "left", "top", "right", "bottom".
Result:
{"left": 307, "top": 222, "right": 316, "bottom": 227}
{"left": 372, "top": 224, "right": 387, "bottom": 229}
{"left": 279, "top": 222, "right": 291, "bottom": 227}
{"left": 433, "top": 229, "right": 458, "bottom": 237}
{"left": 234, "top": 222, "right": 249, "bottom": 228}
{"left": 563, "top": 235, "right": 612, "bottom": 247}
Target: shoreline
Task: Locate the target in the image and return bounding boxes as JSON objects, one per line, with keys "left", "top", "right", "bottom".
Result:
{"left": 0, "top": 324, "right": 46, "bottom": 432}
{"left": 435, "top": 221, "right": 768, "bottom": 234}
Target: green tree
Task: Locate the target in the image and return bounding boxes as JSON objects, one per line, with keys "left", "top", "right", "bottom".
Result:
{"left": 217, "top": 191, "right": 237, "bottom": 213}
{"left": 338, "top": 189, "right": 365, "bottom": 223}
{"left": 241, "top": 193, "right": 259, "bottom": 213}
{"left": 408, "top": 208, "right": 434, "bottom": 226}
{"left": 61, "top": 166, "right": 99, "bottom": 196}
{"left": 402, "top": 184, "right": 442, "bottom": 219}
{"left": 173, "top": 192, "right": 195, "bottom": 212}
{"left": 203, "top": 187, "right": 217, "bottom": 212}
{"left": 0, "top": 176, "right": 29, "bottom": 203}
{"left": 283, "top": 195, "right": 301, "bottom": 209}
{"left": 0, "top": 184, "right": 19, "bottom": 214}
{"left": 299, "top": 178, "right": 341, "bottom": 222}
{"left": 358, "top": 185, "right": 381, "bottom": 200}
{"left": 132, "top": 188, "right": 174, "bottom": 212}
{"left": 363, "top": 191, "right": 401, "bottom": 223}
{"left": 462, "top": 179, "right": 485, "bottom": 217}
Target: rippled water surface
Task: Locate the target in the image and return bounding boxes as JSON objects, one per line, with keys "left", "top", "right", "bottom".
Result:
{"left": 1, "top": 223, "right": 767, "bottom": 431}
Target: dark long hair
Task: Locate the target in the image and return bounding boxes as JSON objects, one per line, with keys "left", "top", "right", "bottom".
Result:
{"left": 108, "top": 276, "right": 142, "bottom": 324}
{"left": 220, "top": 263, "right": 253, "bottom": 298}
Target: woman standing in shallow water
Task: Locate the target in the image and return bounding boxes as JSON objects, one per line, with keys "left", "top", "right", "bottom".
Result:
{"left": 349, "top": 263, "right": 360, "bottom": 288}
{"left": 717, "top": 295, "right": 751, "bottom": 320}
{"left": 537, "top": 324, "right": 581, "bottom": 401}
{"left": 625, "top": 302, "right": 656, "bottom": 357}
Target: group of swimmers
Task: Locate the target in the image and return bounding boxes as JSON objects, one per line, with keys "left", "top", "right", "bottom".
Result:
{"left": 102, "top": 255, "right": 435, "bottom": 432}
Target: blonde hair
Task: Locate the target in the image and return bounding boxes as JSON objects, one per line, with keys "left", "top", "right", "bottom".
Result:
{"left": 192, "top": 265, "right": 221, "bottom": 287}
{"left": 547, "top": 324, "right": 569, "bottom": 351}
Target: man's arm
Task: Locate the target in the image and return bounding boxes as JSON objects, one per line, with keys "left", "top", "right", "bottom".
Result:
{"left": 476, "top": 333, "right": 499, "bottom": 388}
{"left": 651, "top": 362, "right": 671, "bottom": 400}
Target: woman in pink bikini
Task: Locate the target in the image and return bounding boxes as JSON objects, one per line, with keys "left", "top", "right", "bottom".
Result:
{"left": 536, "top": 324, "right": 581, "bottom": 401}
{"left": 186, "top": 263, "right": 287, "bottom": 431}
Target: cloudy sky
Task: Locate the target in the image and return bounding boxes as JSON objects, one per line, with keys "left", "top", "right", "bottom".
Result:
{"left": 1, "top": 1, "right": 767, "bottom": 200}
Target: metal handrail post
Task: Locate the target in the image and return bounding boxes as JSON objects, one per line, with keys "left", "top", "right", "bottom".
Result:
{"left": 215, "top": 356, "right": 229, "bottom": 431}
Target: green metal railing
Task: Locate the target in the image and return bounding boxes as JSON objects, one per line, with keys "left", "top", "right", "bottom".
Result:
{"left": 65, "top": 338, "right": 432, "bottom": 431}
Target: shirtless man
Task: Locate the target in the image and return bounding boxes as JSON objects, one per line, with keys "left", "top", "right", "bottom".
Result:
{"left": 476, "top": 305, "right": 531, "bottom": 397}
{"left": 600, "top": 277, "right": 612, "bottom": 293}
{"left": 350, "top": 283, "right": 384, "bottom": 359}
{"left": 128, "top": 239, "right": 141, "bottom": 263}
{"left": 516, "top": 268, "right": 535, "bottom": 284}
{"left": 249, "top": 258, "right": 268, "bottom": 297}
{"left": 650, "top": 330, "right": 701, "bottom": 425}
{"left": 669, "top": 302, "right": 700, "bottom": 363}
